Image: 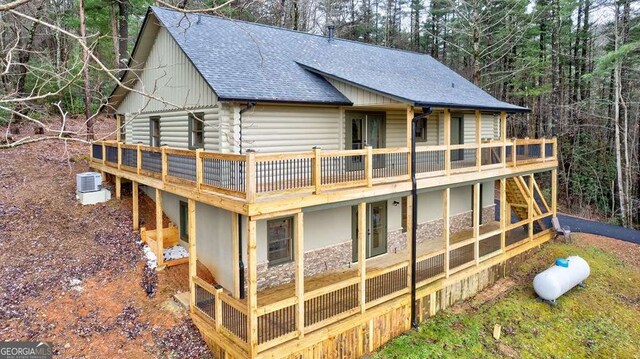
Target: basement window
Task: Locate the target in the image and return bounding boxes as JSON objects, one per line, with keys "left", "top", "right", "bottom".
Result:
{"left": 189, "top": 112, "right": 205, "bottom": 149}
{"left": 267, "top": 217, "right": 294, "bottom": 266}
{"left": 179, "top": 201, "right": 189, "bottom": 242}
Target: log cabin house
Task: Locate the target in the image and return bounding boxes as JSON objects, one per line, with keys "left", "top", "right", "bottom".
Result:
{"left": 94, "top": 6, "right": 559, "bottom": 358}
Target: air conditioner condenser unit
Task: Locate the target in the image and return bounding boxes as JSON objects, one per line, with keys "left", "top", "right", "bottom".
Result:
{"left": 76, "top": 172, "right": 102, "bottom": 193}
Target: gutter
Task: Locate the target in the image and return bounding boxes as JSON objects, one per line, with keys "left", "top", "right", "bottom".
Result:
{"left": 410, "top": 106, "right": 432, "bottom": 328}
{"left": 237, "top": 102, "right": 254, "bottom": 299}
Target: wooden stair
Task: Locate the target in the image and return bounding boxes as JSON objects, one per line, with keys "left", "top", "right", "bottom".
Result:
{"left": 505, "top": 176, "right": 550, "bottom": 229}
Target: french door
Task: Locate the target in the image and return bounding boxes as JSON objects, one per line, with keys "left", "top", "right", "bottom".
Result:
{"left": 346, "top": 112, "right": 386, "bottom": 170}
{"left": 352, "top": 201, "right": 388, "bottom": 261}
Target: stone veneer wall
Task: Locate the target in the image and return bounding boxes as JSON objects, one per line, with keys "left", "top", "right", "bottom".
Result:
{"left": 255, "top": 204, "right": 496, "bottom": 290}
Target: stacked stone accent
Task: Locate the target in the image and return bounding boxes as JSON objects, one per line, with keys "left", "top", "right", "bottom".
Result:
{"left": 255, "top": 204, "right": 497, "bottom": 290}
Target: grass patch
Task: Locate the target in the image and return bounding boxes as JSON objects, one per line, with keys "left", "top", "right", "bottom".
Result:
{"left": 376, "top": 240, "right": 640, "bottom": 358}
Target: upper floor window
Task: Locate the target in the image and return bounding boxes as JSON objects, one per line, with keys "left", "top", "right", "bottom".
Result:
{"left": 150, "top": 117, "right": 160, "bottom": 147}
{"left": 415, "top": 117, "right": 427, "bottom": 142}
{"left": 267, "top": 216, "right": 294, "bottom": 266}
{"left": 189, "top": 112, "right": 205, "bottom": 149}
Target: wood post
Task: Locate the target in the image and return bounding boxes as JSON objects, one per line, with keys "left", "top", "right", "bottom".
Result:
{"left": 132, "top": 181, "right": 139, "bottom": 231}
{"left": 155, "top": 188, "right": 164, "bottom": 268}
{"left": 444, "top": 109, "right": 451, "bottom": 175}
{"left": 541, "top": 138, "right": 546, "bottom": 162}
{"left": 475, "top": 110, "right": 481, "bottom": 171}
{"left": 294, "top": 211, "right": 304, "bottom": 337}
{"left": 443, "top": 188, "right": 450, "bottom": 277}
{"left": 115, "top": 176, "right": 121, "bottom": 200}
{"left": 512, "top": 139, "right": 517, "bottom": 167}
{"left": 136, "top": 144, "right": 142, "bottom": 175}
{"left": 101, "top": 142, "right": 106, "bottom": 165}
{"left": 117, "top": 142, "right": 122, "bottom": 170}
{"left": 161, "top": 146, "right": 168, "bottom": 183}
{"left": 214, "top": 287, "right": 223, "bottom": 329}
{"left": 195, "top": 148, "right": 203, "bottom": 191}
{"left": 473, "top": 183, "right": 480, "bottom": 265}
{"left": 551, "top": 169, "right": 558, "bottom": 217}
{"left": 245, "top": 151, "right": 256, "bottom": 202}
{"left": 358, "top": 202, "right": 366, "bottom": 313}
{"left": 500, "top": 112, "right": 507, "bottom": 168}
{"left": 312, "top": 147, "right": 322, "bottom": 194}
{"left": 247, "top": 218, "right": 258, "bottom": 356}
{"left": 528, "top": 174, "right": 534, "bottom": 240}
{"left": 552, "top": 137, "right": 558, "bottom": 161}
{"left": 116, "top": 114, "right": 122, "bottom": 142}
{"left": 500, "top": 178, "right": 506, "bottom": 252}
{"left": 365, "top": 146, "right": 373, "bottom": 187}
{"left": 406, "top": 195, "right": 413, "bottom": 288}
{"left": 231, "top": 213, "right": 240, "bottom": 299}
{"left": 188, "top": 198, "right": 196, "bottom": 311}
{"left": 406, "top": 106, "right": 414, "bottom": 176}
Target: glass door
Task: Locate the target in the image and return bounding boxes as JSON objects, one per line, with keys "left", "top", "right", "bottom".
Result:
{"left": 352, "top": 201, "right": 388, "bottom": 261}
{"left": 346, "top": 112, "right": 386, "bottom": 171}
{"left": 450, "top": 116, "right": 464, "bottom": 161}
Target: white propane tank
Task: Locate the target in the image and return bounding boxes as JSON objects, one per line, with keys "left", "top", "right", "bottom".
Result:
{"left": 533, "top": 256, "right": 590, "bottom": 303}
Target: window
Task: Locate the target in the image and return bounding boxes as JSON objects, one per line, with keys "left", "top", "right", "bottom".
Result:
{"left": 150, "top": 117, "right": 160, "bottom": 147}
{"left": 415, "top": 117, "right": 427, "bottom": 142}
{"left": 189, "top": 112, "right": 205, "bottom": 149}
{"left": 179, "top": 201, "right": 189, "bottom": 242}
{"left": 117, "top": 114, "right": 126, "bottom": 142}
{"left": 267, "top": 217, "right": 294, "bottom": 266}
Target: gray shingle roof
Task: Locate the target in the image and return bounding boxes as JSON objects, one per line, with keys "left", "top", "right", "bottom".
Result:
{"left": 151, "top": 6, "right": 527, "bottom": 112}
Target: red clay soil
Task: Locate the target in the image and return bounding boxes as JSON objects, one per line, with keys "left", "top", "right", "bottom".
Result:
{"left": 0, "top": 118, "right": 211, "bottom": 358}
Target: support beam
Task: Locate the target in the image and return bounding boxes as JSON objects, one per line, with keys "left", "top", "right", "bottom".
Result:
{"left": 444, "top": 109, "right": 451, "bottom": 175}
{"left": 475, "top": 110, "right": 481, "bottom": 171}
{"left": 231, "top": 213, "right": 240, "bottom": 299}
{"left": 443, "top": 188, "right": 450, "bottom": 277}
{"left": 155, "top": 188, "right": 164, "bottom": 268}
{"left": 188, "top": 199, "right": 196, "bottom": 311}
{"left": 500, "top": 178, "right": 506, "bottom": 252}
{"left": 358, "top": 202, "right": 366, "bottom": 314}
{"left": 473, "top": 183, "right": 480, "bottom": 265}
{"left": 405, "top": 195, "right": 413, "bottom": 289}
{"left": 115, "top": 176, "right": 121, "bottom": 200}
{"left": 528, "top": 174, "right": 534, "bottom": 240}
{"left": 247, "top": 218, "right": 258, "bottom": 356}
{"left": 294, "top": 211, "right": 304, "bottom": 337}
{"left": 132, "top": 181, "right": 139, "bottom": 231}
{"left": 500, "top": 112, "right": 507, "bottom": 168}
{"left": 551, "top": 169, "right": 557, "bottom": 217}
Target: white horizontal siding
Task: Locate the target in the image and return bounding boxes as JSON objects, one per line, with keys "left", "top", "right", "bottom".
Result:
{"left": 242, "top": 105, "right": 341, "bottom": 153}
{"left": 326, "top": 78, "right": 401, "bottom": 106}
{"left": 117, "top": 27, "right": 217, "bottom": 114}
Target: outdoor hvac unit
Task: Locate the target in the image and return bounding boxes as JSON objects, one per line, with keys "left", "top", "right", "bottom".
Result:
{"left": 76, "top": 172, "right": 102, "bottom": 193}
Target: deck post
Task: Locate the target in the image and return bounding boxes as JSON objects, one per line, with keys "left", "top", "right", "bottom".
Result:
{"left": 101, "top": 142, "right": 106, "bottom": 166}
{"left": 247, "top": 218, "right": 258, "bottom": 356}
{"left": 551, "top": 169, "right": 558, "bottom": 218}
{"left": 475, "top": 110, "right": 481, "bottom": 171}
{"left": 406, "top": 195, "right": 413, "bottom": 289}
{"left": 136, "top": 144, "right": 142, "bottom": 175}
{"left": 443, "top": 188, "right": 450, "bottom": 277}
{"left": 117, "top": 142, "right": 122, "bottom": 170}
{"left": 528, "top": 174, "right": 534, "bottom": 240}
{"left": 115, "top": 176, "right": 121, "bottom": 200}
{"left": 500, "top": 112, "right": 507, "bottom": 168}
{"left": 541, "top": 138, "right": 546, "bottom": 163}
{"left": 188, "top": 199, "right": 196, "bottom": 311}
{"left": 406, "top": 106, "right": 413, "bottom": 176}
{"left": 132, "top": 181, "right": 139, "bottom": 231}
{"left": 155, "top": 188, "right": 164, "bottom": 268}
{"left": 512, "top": 139, "right": 517, "bottom": 167}
{"left": 473, "top": 183, "right": 480, "bottom": 265}
{"left": 500, "top": 178, "right": 506, "bottom": 252}
{"left": 312, "top": 147, "right": 322, "bottom": 194}
{"left": 245, "top": 151, "right": 256, "bottom": 202}
{"left": 195, "top": 148, "right": 203, "bottom": 191}
{"left": 358, "top": 202, "right": 366, "bottom": 313}
{"left": 365, "top": 146, "right": 373, "bottom": 187}
{"left": 161, "top": 145, "right": 168, "bottom": 184}
{"left": 444, "top": 109, "right": 451, "bottom": 175}
{"left": 294, "top": 211, "right": 304, "bottom": 337}
{"left": 232, "top": 213, "right": 240, "bottom": 299}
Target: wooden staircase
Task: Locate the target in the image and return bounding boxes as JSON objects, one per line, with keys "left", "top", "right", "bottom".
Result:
{"left": 505, "top": 176, "right": 550, "bottom": 229}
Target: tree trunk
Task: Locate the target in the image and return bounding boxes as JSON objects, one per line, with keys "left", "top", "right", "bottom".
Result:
{"left": 110, "top": 1, "right": 120, "bottom": 68}
{"left": 613, "top": 4, "right": 627, "bottom": 227}
{"left": 80, "top": 0, "right": 93, "bottom": 140}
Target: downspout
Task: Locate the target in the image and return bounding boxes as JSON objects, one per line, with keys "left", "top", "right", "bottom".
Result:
{"left": 411, "top": 106, "right": 432, "bottom": 328}
{"left": 237, "top": 102, "right": 255, "bottom": 299}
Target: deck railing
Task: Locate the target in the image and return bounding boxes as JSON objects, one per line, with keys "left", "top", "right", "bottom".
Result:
{"left": 90, "top": 138, "right": 556, "bottom": 203}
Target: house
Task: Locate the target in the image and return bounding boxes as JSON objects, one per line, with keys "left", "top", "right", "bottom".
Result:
{"left": 94, "top": 6, "right": 558, "bottom": 358}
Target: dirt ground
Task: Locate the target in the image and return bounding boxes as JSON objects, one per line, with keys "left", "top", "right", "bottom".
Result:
{"left": 0, "top": 119, "right": 211, "bottom": 358}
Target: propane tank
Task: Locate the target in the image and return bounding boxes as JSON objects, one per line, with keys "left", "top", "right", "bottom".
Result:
{"left": 533, "top": 256, "right": 590, "bottom": 304}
